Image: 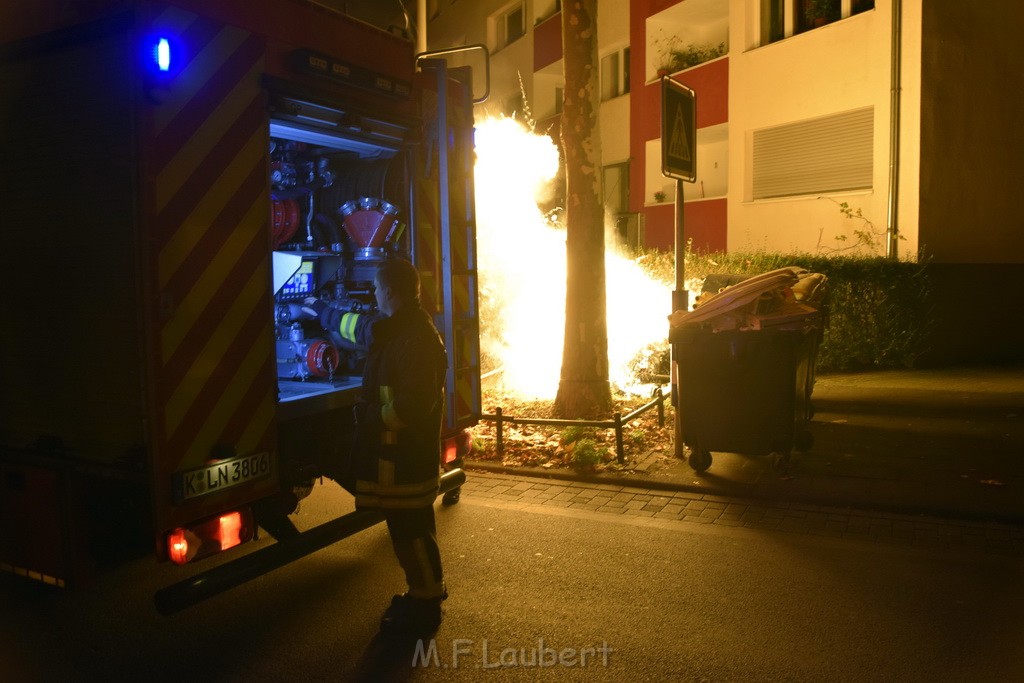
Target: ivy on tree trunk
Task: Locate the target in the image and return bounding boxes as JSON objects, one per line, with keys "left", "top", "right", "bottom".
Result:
{"left": 553, "top": 0, "right": 612, "bottom": 419}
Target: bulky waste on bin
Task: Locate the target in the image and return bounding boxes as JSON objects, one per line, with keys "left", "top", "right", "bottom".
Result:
{"left": 669, "top": 266, "right": 828, "bottom": 332}
{"left": 667, "top": 266, "right": 828, "bottom": 473}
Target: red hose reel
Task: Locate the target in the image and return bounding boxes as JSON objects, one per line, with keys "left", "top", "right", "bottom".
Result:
{"left": 271, "top": 198, "right": 301, "bottom": 247}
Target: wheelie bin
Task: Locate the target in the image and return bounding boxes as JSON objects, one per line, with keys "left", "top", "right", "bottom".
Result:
{"left": 668, "top": 267, "right": 826, "bottom": 473}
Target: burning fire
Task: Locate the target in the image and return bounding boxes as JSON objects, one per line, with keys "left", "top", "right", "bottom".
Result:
{"left": 474, "top": 117, "right": 671, "bottom": 399}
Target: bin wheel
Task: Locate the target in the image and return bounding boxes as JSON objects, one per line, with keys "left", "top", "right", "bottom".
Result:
{"left": 442, "top": 487, "right": 462, "bottom": 506}
{"left": 770, "top": 451, "right": 791, "bottom": 474}
{"left": 689, "top": 448, "right": 712, "bottom": 473}
{"left": 794, "top": 429, "right": 814, "bottom": 452}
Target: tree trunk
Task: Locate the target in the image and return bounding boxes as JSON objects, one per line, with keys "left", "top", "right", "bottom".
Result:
{"left": 553, "top": 0, "right": 612, "bottom": 419}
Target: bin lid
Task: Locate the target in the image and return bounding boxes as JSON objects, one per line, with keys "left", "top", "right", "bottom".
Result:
{"left": 669, "top": 267, "right": 803, "bottom": 328}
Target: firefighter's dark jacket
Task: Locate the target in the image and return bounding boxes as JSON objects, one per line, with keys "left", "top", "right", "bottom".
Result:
{"left": 321, "top": 302, "right": 447, "bottom": 509}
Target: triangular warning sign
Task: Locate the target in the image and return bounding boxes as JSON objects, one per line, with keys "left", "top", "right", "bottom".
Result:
{"left": 669, "top": 106, "right": 691, "bottom": 162}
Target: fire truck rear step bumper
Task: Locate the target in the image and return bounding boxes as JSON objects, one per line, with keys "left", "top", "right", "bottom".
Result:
{"left": 154, "top": 468, "right": 466, "bottom": 616}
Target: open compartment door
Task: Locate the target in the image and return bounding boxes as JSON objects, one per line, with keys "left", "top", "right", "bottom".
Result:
{"left": 413, "top": 59, "right": 482, "bottom": 434}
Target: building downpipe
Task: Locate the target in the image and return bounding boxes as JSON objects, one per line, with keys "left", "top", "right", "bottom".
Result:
{"left": 886, "top": 0, "right": 902, "bottom": 259}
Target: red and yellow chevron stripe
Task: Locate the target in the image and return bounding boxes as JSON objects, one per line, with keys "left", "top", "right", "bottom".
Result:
{"left": 142, "top": 5, "right": 276, "bottom": 527}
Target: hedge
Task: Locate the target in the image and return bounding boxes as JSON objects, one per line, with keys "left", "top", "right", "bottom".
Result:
{"left": 636, "top": 249, "right": 932, "bottom": 372}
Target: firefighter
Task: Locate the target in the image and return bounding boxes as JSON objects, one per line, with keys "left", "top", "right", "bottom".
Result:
{"left": 304, "top": 258, "right": 448, "bottom": 634}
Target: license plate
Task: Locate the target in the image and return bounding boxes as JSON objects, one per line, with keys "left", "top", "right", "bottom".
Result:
{"left": 174, "top": 452, "right": 271, "bottom": 502}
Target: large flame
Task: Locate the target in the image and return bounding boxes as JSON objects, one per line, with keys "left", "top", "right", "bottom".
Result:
{"left": 474, "top": 117, "right": 671, "bottom": 399}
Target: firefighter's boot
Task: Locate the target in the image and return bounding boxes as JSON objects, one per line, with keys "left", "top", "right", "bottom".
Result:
{"left": 380, "top": 592, "right": 446, "bottom": 635}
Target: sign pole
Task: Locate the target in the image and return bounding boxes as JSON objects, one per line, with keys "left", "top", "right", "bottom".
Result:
{"left": 660, "top": 75, "right": 696, "bottom": 462}
{"left": 672, "top": 176, "right": 687, "bottom": 459}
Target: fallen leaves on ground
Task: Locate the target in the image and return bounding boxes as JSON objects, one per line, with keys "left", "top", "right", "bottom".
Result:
{"left": 467, "top": 386, "right": 677, "bottom": 472}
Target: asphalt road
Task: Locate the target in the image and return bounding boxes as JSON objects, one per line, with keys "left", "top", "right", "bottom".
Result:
{"left": 3, "top": 473, "right": 1024, "bottom": 681}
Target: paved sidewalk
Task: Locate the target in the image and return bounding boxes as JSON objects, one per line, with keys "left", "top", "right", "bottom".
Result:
{"left": 460, "top": 471, "right": 1024, "bottom": 557}
{"left": 466, "top": 365, "right": 1024, "bottom": 526}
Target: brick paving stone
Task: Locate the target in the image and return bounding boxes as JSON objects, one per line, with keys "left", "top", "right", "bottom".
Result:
{"left": 845, "top": 516, "right": 871, "bottom": 530}
{"left": 643, "top": 502, "right": 667, "bottom": 513}
{"left": 740, "top": 511, "right": 766, "bottom": 525}
{"left": 662, "top": 503, "right": 685, "bottom": 515}
{"left": 702, "top": 494, "right": 734, "bottom": 504}
{"left": 774, "top": 516, "right": 804, "bottom": 532}
{"left": 804, "top": 512, "right": 828, "bottom": 526}
{"left": 747, "top": 517, "right": 781, "bottom": 530}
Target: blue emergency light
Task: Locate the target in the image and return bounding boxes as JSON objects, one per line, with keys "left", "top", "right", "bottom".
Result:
{"left": 154, "top": 37, "right": 171, "bottom": 71}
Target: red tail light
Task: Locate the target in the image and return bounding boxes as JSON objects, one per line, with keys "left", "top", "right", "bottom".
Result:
{"left": 442, "top": 430, "right": 472, "bottom": 465}
{"left": 166, "top": 509, "right": 254, "bottom": 565}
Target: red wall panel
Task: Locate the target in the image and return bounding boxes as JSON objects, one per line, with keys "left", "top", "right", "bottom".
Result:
{"left": 642, "top": 198, "right": 727, "bottom": 253}
{"left": 533, "top": 13, "right": 562, "bottom": 72}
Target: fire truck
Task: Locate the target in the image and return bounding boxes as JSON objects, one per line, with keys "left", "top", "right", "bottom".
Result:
{"left": 0, "top": 0, "right": 482, "bottom": 611}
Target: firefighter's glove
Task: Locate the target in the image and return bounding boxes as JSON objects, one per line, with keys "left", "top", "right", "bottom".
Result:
{"left": 302, "top": 297, "right": 327, "bottom": 322}
{"left": 285, "top": 302, "right": 317, "bottom": 322}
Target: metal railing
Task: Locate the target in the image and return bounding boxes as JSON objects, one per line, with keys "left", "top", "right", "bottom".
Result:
{"left": 478, "top": 386, "right": 668, "bottom": 464}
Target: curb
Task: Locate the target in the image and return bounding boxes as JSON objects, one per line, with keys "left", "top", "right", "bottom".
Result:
{"left": 463, "top": 459, "right": 1024, "bottom": 527}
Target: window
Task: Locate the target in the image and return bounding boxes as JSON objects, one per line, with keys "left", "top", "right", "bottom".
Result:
{"left": 760, "top": 0, "right": 875, "bottom": 45}
{"left": 603, "top": 162, "right": 629, "bottom": 214}
{"left": 600, "top": 47, "right": 631, "bottom": 102}
{"left": 760, "top": 0, "right": 784, "bottom": 44}
{"left": 752, "top": 107, "right": 873, "bottom": 199}
{"left": 496, "top": 3, "right": 525, "bottom": 50}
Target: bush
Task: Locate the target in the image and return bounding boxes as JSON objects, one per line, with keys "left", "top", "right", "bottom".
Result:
{"left": 568, "top": 437, "right": 604, "bottom": 469}
{"left": 636, "top": 248, "right": 932, "bottom": 371}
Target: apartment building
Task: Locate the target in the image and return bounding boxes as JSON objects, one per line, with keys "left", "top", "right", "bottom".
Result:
{"left": 421, "top": 0, "right": 1023, "bottom": 364}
